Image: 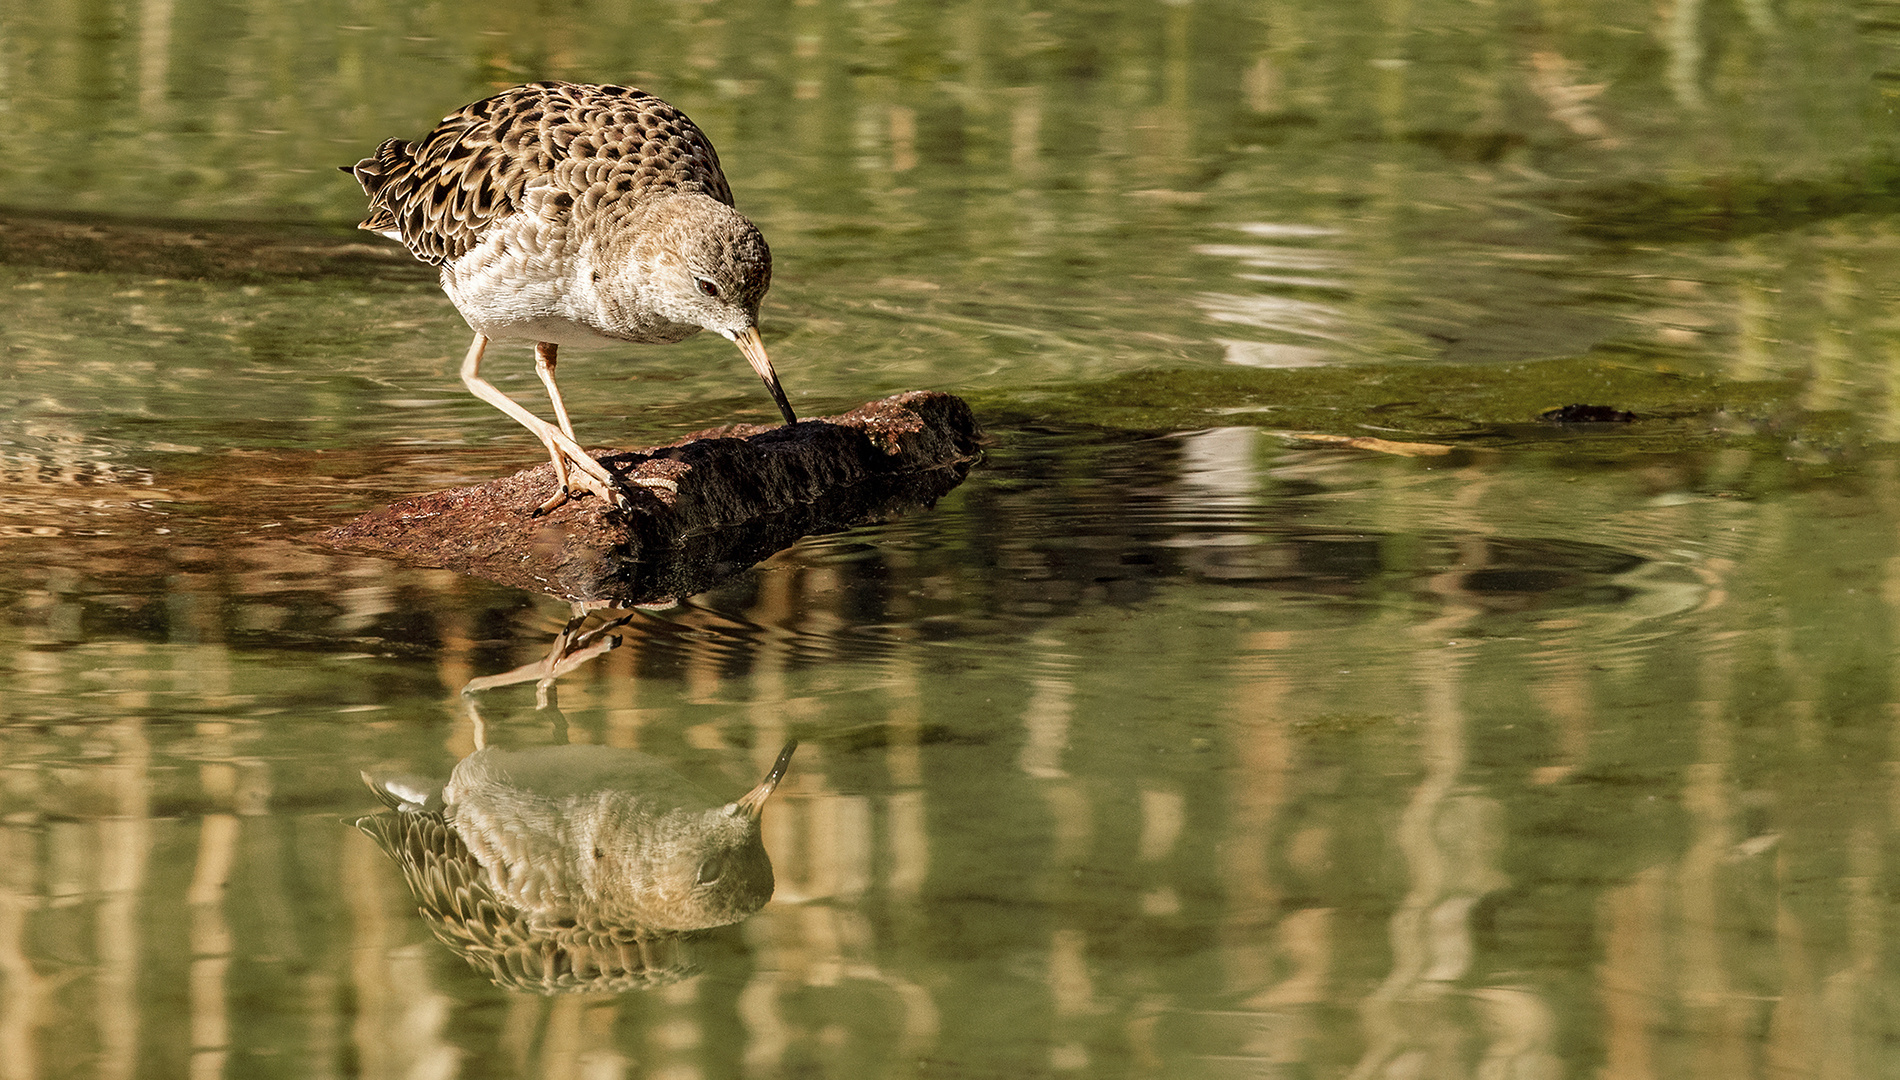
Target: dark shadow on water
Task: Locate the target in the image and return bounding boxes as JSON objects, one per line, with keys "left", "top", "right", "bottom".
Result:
{"left": 0, "top": 206, "right": 436, "bottom": 282}
{"left": 1541, "top": 160, "right": 1900, "bottom": 244}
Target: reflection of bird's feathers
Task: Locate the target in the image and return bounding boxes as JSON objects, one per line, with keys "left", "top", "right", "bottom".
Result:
{"left": 356, "top": 742, "right": 788, "bottom": 993}
{"left": 356, "top": 806, "right": 692, "bottom": 994}
{"left": 442, "top": 745, "right": 774, "bottom": 932}
{"left": 448, "top": 742, "right": 727, "bottom": 803}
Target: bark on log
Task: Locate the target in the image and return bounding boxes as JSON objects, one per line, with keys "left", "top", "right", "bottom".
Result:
{"left": 322, "top": 391, "right": 982, "bottom": 606}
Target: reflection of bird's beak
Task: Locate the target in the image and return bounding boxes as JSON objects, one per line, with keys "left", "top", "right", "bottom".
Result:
{"left": 723, "top": 325, "right": 798, "bottom": 426}
{"left": 733, "top": 740, "right": 798, "bottom": 819}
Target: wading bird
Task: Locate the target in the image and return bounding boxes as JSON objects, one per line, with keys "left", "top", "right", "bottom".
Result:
{"left": 346, "top": 81, "right": 796, "bottom": 513}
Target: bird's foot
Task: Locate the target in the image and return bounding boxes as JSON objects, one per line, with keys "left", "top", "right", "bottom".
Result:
{"left": 533, "top": 486, "right": 576, "bottom": 516}
{"left": 535, "top": 475, "right": 673, "bottom": 513}
{"left": 532, "top": 443, "right": 633, "bottom": 516}
{"left": 531, "top": 450, "right": 683, "bottom": 514}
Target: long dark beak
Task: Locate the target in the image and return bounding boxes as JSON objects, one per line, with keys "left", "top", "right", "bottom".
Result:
{"left": 732, "top": 740, "right": 798, "bottom": 819}
{"left": 725, "top": 325, "right": 798, "bottom": 426}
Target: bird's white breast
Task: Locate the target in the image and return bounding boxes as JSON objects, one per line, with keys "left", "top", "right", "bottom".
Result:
{"left": 441, "top": 221, "right": 619, "bottom": 347}
{"left": 438, "top": 187, "right": 701, "bottom": 349}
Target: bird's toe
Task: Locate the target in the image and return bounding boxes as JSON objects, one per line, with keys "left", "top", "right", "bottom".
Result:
{"left": 532, "top": 486, "right": 574, "bottom": 516}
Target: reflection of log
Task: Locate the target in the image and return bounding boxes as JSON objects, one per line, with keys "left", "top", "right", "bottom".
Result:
{"left": 322, "top": 391, "right": 982, "bottom": 605}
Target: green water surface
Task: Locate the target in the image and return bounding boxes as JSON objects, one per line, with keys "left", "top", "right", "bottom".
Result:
{"left": 4, "top": 0, "right": 1900, "bottom": 1077}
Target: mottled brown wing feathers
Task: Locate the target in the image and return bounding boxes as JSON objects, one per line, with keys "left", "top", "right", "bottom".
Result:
{"left": 347, "top": 82, "right": 735, "bottom": 267}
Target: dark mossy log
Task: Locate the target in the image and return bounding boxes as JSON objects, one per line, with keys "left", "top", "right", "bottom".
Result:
{"left": 322, "top": 391, "right": 982, "bottom": 605}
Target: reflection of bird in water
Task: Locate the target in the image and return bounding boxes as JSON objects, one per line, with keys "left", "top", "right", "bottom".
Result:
{"left": 358, "top": 741, "right": 797, "bottom": 994}
{"left": 344, "top": 81, "right": 797, "bottom": 514}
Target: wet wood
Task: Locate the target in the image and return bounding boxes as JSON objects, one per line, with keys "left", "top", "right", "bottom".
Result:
{"left": 322, "top": 391, "right": 982, "bottom": 605}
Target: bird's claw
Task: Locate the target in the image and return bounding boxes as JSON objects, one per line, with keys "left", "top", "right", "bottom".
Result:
{"left": 531, "top": 432, "right": 678, "bottom": 513}
{"left": 532, "top": 488, "right": 572, "bottom": 516}
{"left": 530, "top": 445, "right": 633, "bottom": 515}
{"left": 534, "top": 475, "right": 674, "bottom": 515}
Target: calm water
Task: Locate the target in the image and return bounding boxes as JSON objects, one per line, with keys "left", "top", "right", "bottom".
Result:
{"left": 5, "top": 1, "right": 1900, "bottom": 1077}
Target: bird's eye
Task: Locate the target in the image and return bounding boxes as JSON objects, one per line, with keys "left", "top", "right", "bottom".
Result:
{"left": 696, "top": 278, "right": 720, "bottom": 299}
{"left": 696, "top": 857, "right": 724, "bottom": 885}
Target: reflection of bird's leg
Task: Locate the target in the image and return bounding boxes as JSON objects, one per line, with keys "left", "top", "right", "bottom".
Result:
{"left": 459, "top": 334, "right": 628, "bottom": 513}
{"left": 465, "top": 695, "right": 489, "bottom": 750}
{"left": 458, "top": 605, "right": 634, "bottom": 701}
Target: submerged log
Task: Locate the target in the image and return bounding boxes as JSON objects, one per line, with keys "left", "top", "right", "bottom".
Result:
{"left": 322, "top": 391, "right": 982, "bottom": 606}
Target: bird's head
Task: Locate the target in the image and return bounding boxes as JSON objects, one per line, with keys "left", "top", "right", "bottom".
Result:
{"left": 645, "top": 195, "right": 771, "bottom": 334}
{"left": 608, "top": 193, "right": 797, "bottom": 425}
{"left": 600, "top": 741, "right": 797, "bottom": 931}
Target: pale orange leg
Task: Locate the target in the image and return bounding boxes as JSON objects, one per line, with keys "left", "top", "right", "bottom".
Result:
{"left": 459, "top": 334, "right": 626, "bottom": 513}
{"left": 534, "top": 342, "right": 579, "bottom": 440}
{"left": 531, "top": 342, "right": 584, "bottom": 514}
{"left": 529, "top": 340, "right": 679, "bottom": 503}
